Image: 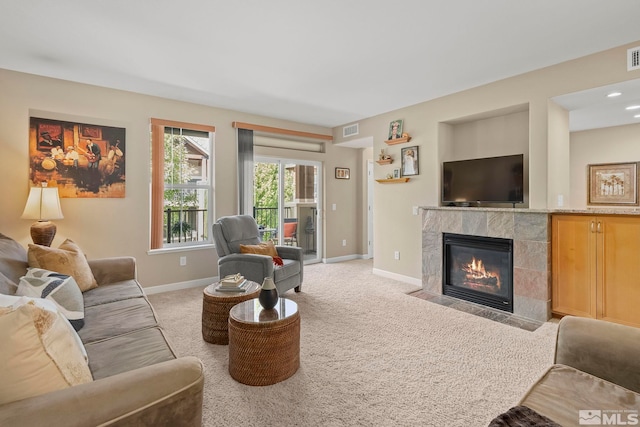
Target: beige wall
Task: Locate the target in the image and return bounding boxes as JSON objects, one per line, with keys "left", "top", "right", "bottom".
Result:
{"left": 335, "top": 40, "right": 640, "bottom": 281}
{"left": 547, "top": 101, "right": 571, "bottom": 208}
{"left": 570, "top": 122, "right": 640, "bottom": 209}
{"left": 0, "top": 69, "right": 362, "bottom": 287}
{"left": 448, "top": 110, "right": 530, "bottom": 207}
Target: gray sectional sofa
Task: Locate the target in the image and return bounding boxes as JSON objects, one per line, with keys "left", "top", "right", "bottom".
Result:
{"left": 0, "top": 233, "right": 204, "bottom": 426}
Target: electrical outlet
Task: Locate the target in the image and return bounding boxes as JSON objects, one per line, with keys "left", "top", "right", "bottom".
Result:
{"left": 412, "top": 206, "right": 419, "bottom": 215}
{"left": 394, "top": 251, "right": 400, "bottom": 260}
{"left": 332, "top": 203, "right": 337, "bottom": 211}
{"left": 180, "top": 256, "right": 187, "bottom": 266}
{"left": 342, "top": 239, "right": 347, "bottom": 246}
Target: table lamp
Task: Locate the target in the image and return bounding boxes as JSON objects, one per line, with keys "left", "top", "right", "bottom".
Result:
{"left": 21, "top": 183, "right": 64, "bottom": 246}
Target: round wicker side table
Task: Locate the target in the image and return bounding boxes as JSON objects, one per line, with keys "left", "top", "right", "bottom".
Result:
{"left": 228, "top": 298, "right": 300, "bottom": 386}
{"left": 201, "top": 281, "right": 260, "bottom": 345}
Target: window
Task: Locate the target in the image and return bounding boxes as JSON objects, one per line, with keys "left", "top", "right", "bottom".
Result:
{"left": 150, "top": 119, "right": 214, "bottom": 249}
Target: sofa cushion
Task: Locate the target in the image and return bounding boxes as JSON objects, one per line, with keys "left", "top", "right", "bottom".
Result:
{"left": 85, "top": 327, "right": 177, "bottom": 380}
{"left": 28, "top": 239, "right": 98, "bottom": 292}
{"left": 0, "top": 271, "right": 17, "bottom": 296}
{"left": 82, "top": 280, "right": 145, "bottom": 307}
{"left": 0, "top": 299, "right": 92, "bottom": 405}
{"left": 78, "top": 297, "right": 159, "bottom": 344}
{"left": 520, "top": 364, "right": 640, "bottom": 426}
{"left": 0, "top": 233, "right": 28, "bottom": 286}
{"left": 17, "top": 268, "right": 84, "bottom": 331}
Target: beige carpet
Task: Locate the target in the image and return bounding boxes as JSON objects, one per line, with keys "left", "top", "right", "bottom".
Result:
{"left": 148, "top": 259, "right": 558, "bottom": 427}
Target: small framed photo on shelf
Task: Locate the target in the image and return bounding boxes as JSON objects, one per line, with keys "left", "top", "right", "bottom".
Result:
{"left": 588, "top": 162, "right": 638, "bottom": 205}
{"left": 401, "top": 146, "right": 419, "bottom": 176}
{"left": 393, "top": 168, "right": 400, "bottom": 179}
{"left": 335, "top": 167, "right": 350, "bottom": 180}
{"left": 388, "top": 119, "right": 403, "bottom": 140}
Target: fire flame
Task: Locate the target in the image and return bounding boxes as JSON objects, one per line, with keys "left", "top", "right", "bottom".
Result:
{"left": 462, "top": 257, "right": 500, "bottom": 289}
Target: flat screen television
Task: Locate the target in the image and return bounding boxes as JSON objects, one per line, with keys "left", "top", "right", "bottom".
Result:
{"left": 442, "top": 154, "right": 524, "bottom": 205}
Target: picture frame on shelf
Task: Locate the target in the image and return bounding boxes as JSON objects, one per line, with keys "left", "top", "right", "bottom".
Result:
{"left": 393, "top": 168, "right": 400, "bottom": 179}
{"left": 335, "top": 167, "right": 350, "bottom": 180}
{"left": 388, "top": 119, "right": 403, "bottom": 140}
{"left": 401, "top": 146, "right": 419, "bottom": 176}
{"left": 588, "top": 162, "right": 638, "bottom": 206}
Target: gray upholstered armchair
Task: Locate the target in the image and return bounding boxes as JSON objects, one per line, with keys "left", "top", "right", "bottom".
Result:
{"left": 212, "top": 215, "right": 303, "bottom": 294}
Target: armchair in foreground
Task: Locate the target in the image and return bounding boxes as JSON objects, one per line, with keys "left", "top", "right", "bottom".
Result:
{"left": 212, "top": 215, "right": 302, "bottom": 294}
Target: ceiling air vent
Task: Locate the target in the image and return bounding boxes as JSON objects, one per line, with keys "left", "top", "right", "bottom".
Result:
{"left": 343, "top": 123, "right": 359, "bottom": 138}
{"left": 628, "top": 46, "right": 640, "bottom": 71}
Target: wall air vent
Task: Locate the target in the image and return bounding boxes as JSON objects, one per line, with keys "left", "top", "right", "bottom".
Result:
{"left": 343, "top": 123, "right": 359, "bottom": 138}
{"left": 629, "top": 46, "right": 640, "bottom": 71}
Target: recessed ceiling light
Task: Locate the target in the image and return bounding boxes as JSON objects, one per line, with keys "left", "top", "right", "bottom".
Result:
{"left": 626, "top": 105, "right": 640, "bottom": 110}
{"left": 607, "top": 91, "right": 622, "bottom": 97}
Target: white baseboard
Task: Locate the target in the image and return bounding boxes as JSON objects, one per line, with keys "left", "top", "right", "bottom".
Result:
{"left": 144, "top": 276, "right": 218, "bottom": 295}
{"left": 323, "top": 254, "right": 369, "bottom": 264}
{"left": 372, "top": 268, "right": 422, "bottom": 287}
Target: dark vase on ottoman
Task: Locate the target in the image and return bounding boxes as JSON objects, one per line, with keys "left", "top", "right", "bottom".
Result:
{"left": 259, "top": 277, "right": 279, "bottom": 310}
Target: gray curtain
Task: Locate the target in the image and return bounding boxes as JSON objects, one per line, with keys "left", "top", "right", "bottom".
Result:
{"left": 237, "top": 129, "right": 254, "bottom": 215}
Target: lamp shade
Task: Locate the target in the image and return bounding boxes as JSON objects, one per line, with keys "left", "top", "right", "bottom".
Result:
{"left": 21, "top": 186, "right": 64, "bottom": 221}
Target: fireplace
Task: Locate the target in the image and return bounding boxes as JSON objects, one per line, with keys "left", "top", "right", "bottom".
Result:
{"left": 442, "top": 233, "right": 513, "bottom": 312}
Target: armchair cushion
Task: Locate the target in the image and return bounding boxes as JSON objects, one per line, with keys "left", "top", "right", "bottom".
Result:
{"left": 213, "top": 215, "right": 261, "bottom": 256}
{"left": 274, "top": 258, "right": 301, "bottom": 282}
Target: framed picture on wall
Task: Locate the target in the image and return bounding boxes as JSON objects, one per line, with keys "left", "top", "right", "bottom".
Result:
{"left": 335, "top": 167, "right": 350, "bottom": 179}
{"left": 388, "top": 119, "right": 403, "bottom": 140}
{"left": 401, "top": 146, "right": 419, "bottom": 176}
{"left": 588, "top": 162, "right": 638, "bottom": 205}
{"left": 29, "top": 117, "right": 126, "bottom": 198}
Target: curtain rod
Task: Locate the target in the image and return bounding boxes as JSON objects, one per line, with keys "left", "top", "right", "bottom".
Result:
{"left": 232, "top": 121, "right": 332, "bottom": 141}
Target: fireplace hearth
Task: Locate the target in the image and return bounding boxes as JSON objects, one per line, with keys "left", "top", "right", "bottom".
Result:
{"left": 443, "top": 233, "right": 513, "bottom": 312}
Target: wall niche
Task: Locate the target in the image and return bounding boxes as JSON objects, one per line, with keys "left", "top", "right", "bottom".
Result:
{"left": 438, "top": 103, "right": 530, "bottom": 208}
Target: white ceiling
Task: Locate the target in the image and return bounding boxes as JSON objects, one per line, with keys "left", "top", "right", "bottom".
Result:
{"left": 2, "top": 1, "right": 640, "bottom": 130}
{"left": 553, "top": 78, "right": 640, "bottom": 132}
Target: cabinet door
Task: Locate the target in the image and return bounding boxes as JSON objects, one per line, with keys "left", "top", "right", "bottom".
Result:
{"left": 552, "top": 215, "right": 597, "bottom": 318}
{"left": 597, "top": 216, "right": 640, "bottom": 327}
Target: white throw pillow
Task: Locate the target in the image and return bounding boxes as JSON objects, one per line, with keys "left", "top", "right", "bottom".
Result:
{"left": 17, "top": 268, "right": 85, "bottom": 331}
{"left": 0, "top": 296, "right": 92, "bottom": 405}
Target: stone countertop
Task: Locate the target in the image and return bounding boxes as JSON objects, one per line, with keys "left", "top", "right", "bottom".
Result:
{"left": 419, "top": 206, "right": 640, "bottom": 215}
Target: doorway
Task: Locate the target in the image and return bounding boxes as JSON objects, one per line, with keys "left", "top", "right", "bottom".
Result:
{"left": 253, "top": 157, "right": 322, "bottom": 264}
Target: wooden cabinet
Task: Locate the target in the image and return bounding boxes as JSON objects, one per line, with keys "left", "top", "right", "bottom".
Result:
{"left": 552, "top": 214, "right": 640, "bottom": 327}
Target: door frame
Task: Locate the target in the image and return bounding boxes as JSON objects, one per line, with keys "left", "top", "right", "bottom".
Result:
{"left": 367, "top": 159, "right": 374, "bottom": 259}
{"left": 255, "top": 156, "right": 323, "bottom": 265}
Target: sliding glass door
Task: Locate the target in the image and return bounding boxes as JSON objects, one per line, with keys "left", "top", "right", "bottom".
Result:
{"left": 253, "top": 157, "right": 321, "bottom": 264}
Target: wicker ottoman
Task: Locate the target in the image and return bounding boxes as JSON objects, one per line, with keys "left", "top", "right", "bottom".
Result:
{"left": 201, "top": 281, "right": 260, "bottom": 345}
{"left": 228, "top": 298, "right": 300, "bottom": 386}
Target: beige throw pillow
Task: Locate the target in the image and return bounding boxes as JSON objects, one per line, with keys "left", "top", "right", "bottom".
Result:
{"left": 0, "top": 300, "right": 93, "bottom": 405}
{"left": 28, "top": 239, "right": 98, "bottom": 292}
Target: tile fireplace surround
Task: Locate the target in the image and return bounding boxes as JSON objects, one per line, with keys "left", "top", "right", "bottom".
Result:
{"left": 421, "top": 207, "right": 550, "bottom": 322}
